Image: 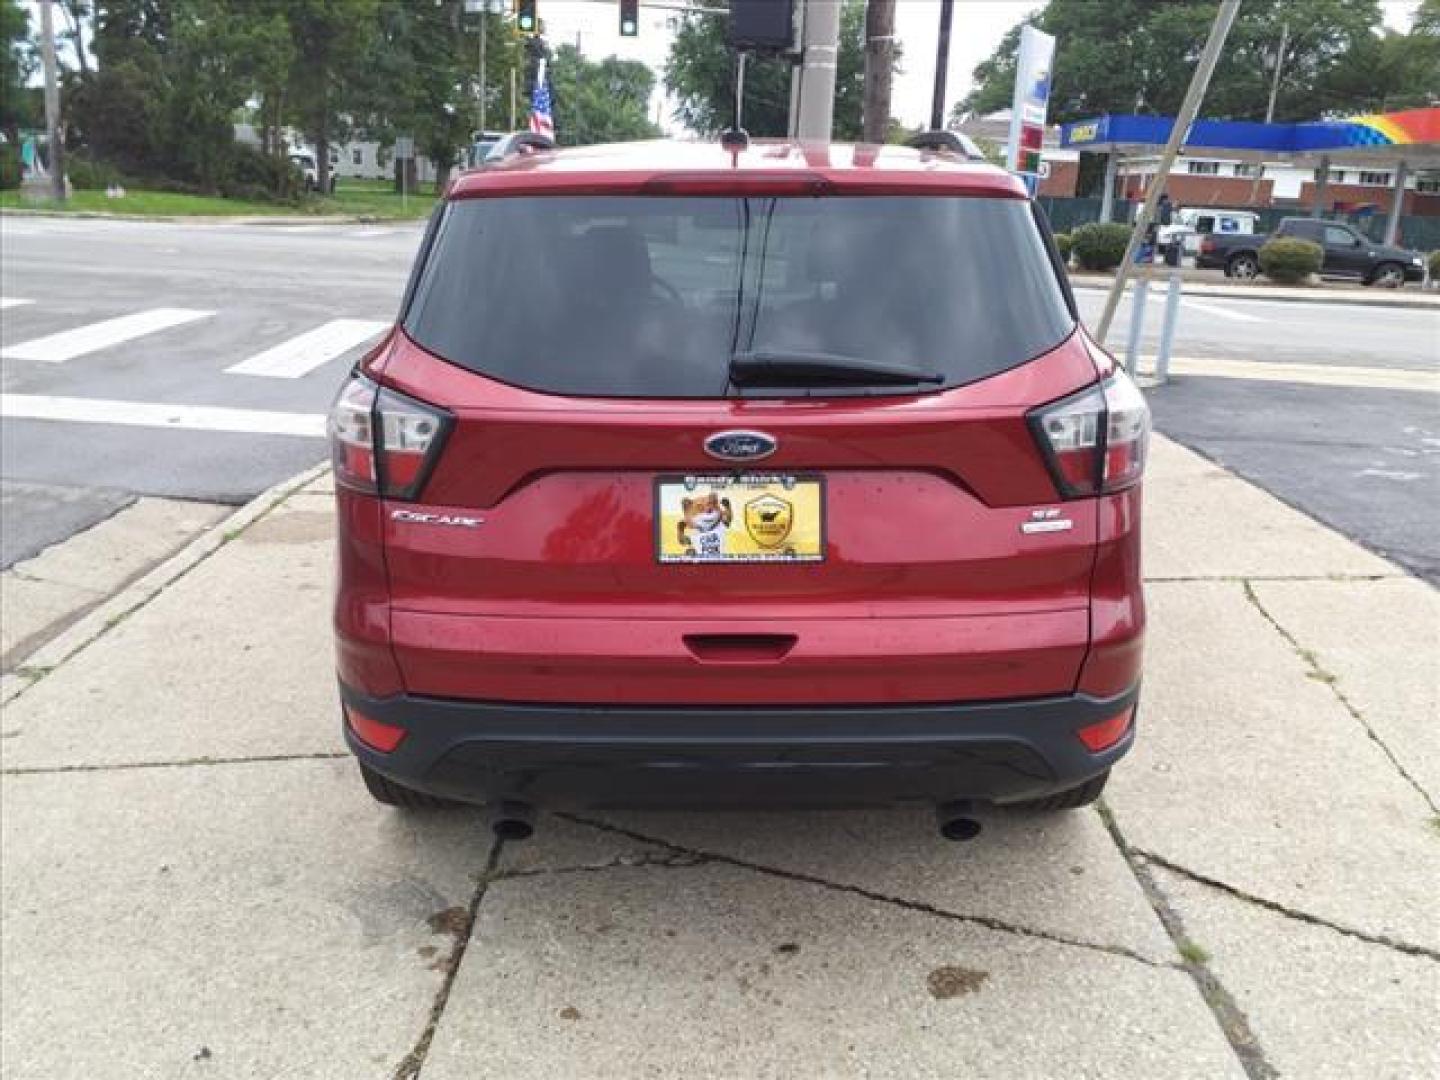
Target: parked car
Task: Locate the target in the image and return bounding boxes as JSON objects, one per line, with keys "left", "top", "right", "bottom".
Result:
{"left": 330, "top": 139, "right": 1149, "bottom": 840}
{"left": 1196, "top": 216, "right": 1424, "bottom": 286}
{"left": 466, "top": 130, "right": 507, "bottom": 169}
{"left": 288, "top": 150, "right": 337, "bottom": 193}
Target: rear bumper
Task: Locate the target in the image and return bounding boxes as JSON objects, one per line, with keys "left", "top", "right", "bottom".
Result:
{"left": 341, "top": 682, "right": 1139, "bottom": 810}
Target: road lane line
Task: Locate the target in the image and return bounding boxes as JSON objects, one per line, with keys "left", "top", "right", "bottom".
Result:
{"left": 1140, "top": 290, "right": 1263, "bottom": 323}
{"left": 0, "top": 394, "right": 326, "bottom": 437}
{"left": 225, "top": 318, "right": 389, "bottom": 379}
{"left": 0, "top": 298, "right": 35, "bottom": 311}
{"left": 0, "top": 308, "right": 213, "bottom": 363}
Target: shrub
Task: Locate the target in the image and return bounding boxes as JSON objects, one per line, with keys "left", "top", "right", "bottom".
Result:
{"left": 0, "top": 141, "right": 20, "bottom": 190}
{"left": 1428, "top": 250, "right": 1440, "bottom": 280}
{"left": 65, "top": 150, "right": 121, "bottom": 191}
{"left": 222, "top": 143, "right": 301, "bottom": 203}
{"left": 1258, "top": 237, "right": 1323, "bottom": 284}
{"left": 1070, "top": 222, "right": 1131, "bottom": 271}
{"left": 1054, "top": 232, "right": 1074, "bottom": 262}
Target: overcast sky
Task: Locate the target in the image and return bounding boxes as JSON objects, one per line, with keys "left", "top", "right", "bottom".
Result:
{"left": 25, "top": 0, "right": 1424, "bottom": 132}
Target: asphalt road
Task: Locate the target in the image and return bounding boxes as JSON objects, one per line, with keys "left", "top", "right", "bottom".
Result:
{"left": 1, "top": 216, "right": 424, "bottom": 564}
{"left": 2, "top": 215, "right": 1436, "bottom": 577}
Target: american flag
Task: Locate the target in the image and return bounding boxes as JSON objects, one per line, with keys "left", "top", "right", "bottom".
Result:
{"left": 529, "top": 59, "right": 555, "bottom": 140}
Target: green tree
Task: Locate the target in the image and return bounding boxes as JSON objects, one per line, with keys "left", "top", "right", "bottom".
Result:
{"left": 664, "top": 0, "right": 879, "bottom": 139}
{"left": 549, "top": 44, "right": 661, "bottom": 146}
{"left": 1317, "top": 0, "right": 1439, "bottom": 112}
{"left": 75, "top": 0, "right": 289, "bottom": 189}
{"left": 283, "top": 0, "right": 376, "bottom": 193}
{"left": 958, "top": 0, "right": 1386, "bottom": 125}
{"left": 1, "top": 0, "right": 36, "bottom": 142}
{"left": 356, "top": 0, "right": 525, "bottom": 191}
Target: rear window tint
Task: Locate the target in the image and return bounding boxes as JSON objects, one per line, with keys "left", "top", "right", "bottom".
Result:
{"left": 404, "top": 195, "right": 1074, "bottom": 398}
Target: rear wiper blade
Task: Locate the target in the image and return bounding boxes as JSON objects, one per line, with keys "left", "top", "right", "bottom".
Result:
{"left": 730, "top": 350, "right": 944, "bottom": 387}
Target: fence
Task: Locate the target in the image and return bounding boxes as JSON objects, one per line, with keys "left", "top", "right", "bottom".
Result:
{"left": 1039, "top": 196, "right": 1440, "bottom": 251}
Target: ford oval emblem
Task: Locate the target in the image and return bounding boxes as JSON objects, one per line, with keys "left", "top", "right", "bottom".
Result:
{"left": 704, "top": 430, "right": 778, "bottom": 462}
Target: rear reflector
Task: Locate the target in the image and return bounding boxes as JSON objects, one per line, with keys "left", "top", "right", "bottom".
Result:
{"left": 345, "top": 705, "right": 407, "bottom": 752}
{"left": 1077, "top": 706, "right": 1135, "bottom": 752}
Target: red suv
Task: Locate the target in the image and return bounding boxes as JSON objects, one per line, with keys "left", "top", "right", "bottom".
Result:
{"left": 330, "top": 140, "right": 1147, "bottom": 839}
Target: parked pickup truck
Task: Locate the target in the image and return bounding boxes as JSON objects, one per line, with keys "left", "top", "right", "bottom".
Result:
{"left": 1195, "top": 216, "right": 1426, "bottom": 287}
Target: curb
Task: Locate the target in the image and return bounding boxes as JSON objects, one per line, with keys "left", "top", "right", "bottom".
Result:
{"left": 1070, "top": 277, "right": 1439, "bottom": 311}
{"left": 0, "top": 209, "right": 409, "bottom": 226}
{"left": 0, "top": 463, "right": 330, "bottom": 708}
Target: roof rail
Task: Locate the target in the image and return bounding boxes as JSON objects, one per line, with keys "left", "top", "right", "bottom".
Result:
{"left": 478, "top": 131, "right": 557, "bottom": 167}
{"left": 906, "top": 130, "right": 984, "bottom": 160}
{"left": 507, "top": 132, "right": 556, "bottom": 154}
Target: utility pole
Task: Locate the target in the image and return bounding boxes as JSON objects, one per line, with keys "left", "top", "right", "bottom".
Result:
{"left": 1263, "top": 22, "right": 1288, "bottom": 124}
{"left": 478, "top": 11, "right": 488, "bottom": 132}
{"left": 1096, "top": 0, "right": 1241, "bottom": 346}
{"left": 929, "top": 0, "right": 954, "bottom": 131}
{"left": 39, "top": 0, "right": 65, "bottom": 202}
{"left": 796, "top": 0, "right": 840, "bottom": 140}
{"left": 1245, "top": 22, "right": 1287, "bottom": 207}
{"left": 862, "top": 0, "right": 895, "bottom": 144}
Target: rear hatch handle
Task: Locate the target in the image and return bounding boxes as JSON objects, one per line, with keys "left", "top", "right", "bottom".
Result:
{"left": 683, "top": 633, "right": 798, "bottom": 664}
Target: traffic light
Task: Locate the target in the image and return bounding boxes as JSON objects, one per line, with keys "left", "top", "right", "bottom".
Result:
{"left": 516, "top": 0, "right": 537, "bottom": 34}
{"left": 728, "top": 0, "right": 795, "bottom": 52}
{"left": 619, "top": 0, "right": 638, "bottom": 37}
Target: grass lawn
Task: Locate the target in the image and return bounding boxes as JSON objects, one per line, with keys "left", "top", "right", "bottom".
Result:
{"left": 1, "top": 181, "right": 437, "bottom": 220}
{"left": 319, "top": 180, "right": 438, "bottom": 219}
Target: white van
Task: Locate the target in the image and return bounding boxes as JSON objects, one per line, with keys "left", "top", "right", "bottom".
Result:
{"left": 1160, "top": 208, "right": 1260, "bottom": 256}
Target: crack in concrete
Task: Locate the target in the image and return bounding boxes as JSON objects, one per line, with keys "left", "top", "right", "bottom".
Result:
{"left": 552, "top": 812, "right": 1173, "bottom": 970}
{"left": 1241, "top": 579, "right": 1439, "bottom": 817}
{"left": 393, "top": 835, "right": 503, "bottom": 1080}
{"left": 1097, "top": 802, "right": 1280, "bottom": 1080}
{"left": 492, "top": 848, "right": 711, "bottom": 880}
{"left": 1136, "top": 848, "right": 1440, "bottom": 963}
{"left": 1, "top": 751, "right": 350, "bottom": 776}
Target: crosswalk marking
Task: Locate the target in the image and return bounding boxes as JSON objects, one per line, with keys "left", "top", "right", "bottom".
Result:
{"left": 0, "top": 394, "right": 326, "bottom": 437}
{"left": 0, "top": 297, "right": 35, "bottom": 311}
{"left": 224, "top": 318, "right": 390, "bottom": 379}
{"left": 0, "top": 308, "right": 213, "bottom": 363}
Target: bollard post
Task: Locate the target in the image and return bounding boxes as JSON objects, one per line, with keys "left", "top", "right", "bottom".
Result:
{"left": 1154, "top": 271, "right": 1184, "bottom": 384}
{"left": 1124, "top": 276, "right": 1150, "bottom": 374}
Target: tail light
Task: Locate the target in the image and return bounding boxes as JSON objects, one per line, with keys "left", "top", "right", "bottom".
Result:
{"left": 1029, "top": 369, "right": 1150, "bottom": 499}
{"left": 1199, "top": 236, "right": 1216, "bottom": 255}
{"left": 329, "top": 372, "right": 450, "bottom": 500}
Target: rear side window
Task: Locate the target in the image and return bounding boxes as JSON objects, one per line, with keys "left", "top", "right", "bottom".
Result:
{"left": 404, "top": 195, "right": 1074, "bottom": 398}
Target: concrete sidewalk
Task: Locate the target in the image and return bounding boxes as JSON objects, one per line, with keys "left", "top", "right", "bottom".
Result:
{"left": 1070, "top": 272, "right": 1439, "bottom": 310}
{"left": 2, "top": 440, "right": 1436, "bottom": 1079}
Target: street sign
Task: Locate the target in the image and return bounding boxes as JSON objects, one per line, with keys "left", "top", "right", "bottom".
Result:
{"left": 394, "top": 136, "right": 415, "bottom": 160}
{"left": 1006, "top": 25, "right": 1056, "bottom": 194}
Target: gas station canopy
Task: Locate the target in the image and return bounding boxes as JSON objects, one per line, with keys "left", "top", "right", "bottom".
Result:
{"left": 1060, "top": 107, "right": 1440, "bottom": 168}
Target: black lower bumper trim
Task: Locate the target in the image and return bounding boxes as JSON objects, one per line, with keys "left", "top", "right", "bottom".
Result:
{"left": 341, "top": 684, "right": 1139, "bottom": 810}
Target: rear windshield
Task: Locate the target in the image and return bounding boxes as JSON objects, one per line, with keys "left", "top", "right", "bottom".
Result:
{"left": 404, "top": 195, "right": 1073, "bottom": 398}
